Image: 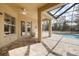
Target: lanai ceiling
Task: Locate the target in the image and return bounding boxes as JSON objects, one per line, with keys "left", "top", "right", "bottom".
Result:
{"left": 7, "top": 3, "right": 46, "bottom": 9}
{"left": 6, "top": 3, "right": 47, "bottom": 20}
{"left": 4, "top": 3, "right": 58, "bottom": 21}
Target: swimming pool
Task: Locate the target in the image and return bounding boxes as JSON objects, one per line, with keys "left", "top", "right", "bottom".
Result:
{"left": 56, "top": 33, "right": 79, "bottom": 39}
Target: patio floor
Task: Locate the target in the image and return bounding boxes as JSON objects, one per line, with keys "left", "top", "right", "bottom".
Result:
{"left": 0, "top": 37, "right": 38, "bottom": 56}
{"left": 0, "top": 32, "right": 79, "bottom": 56}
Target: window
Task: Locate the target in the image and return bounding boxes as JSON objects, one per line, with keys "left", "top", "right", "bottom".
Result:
{"left": 27, "top": 22, "right": 31, "bottom": 32}
{"left": 21, "top": 21, "right": 25, "bottom": 32}
{"left": 4, "top": 13, "right": 15, "bottom": 35}
{"left": 21, "top": 21, "right": 25, "bottom": 36}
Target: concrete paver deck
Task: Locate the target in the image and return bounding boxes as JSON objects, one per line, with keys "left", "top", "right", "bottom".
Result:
{"left": 8, "top": 33, "right": 79, "bottom": 56}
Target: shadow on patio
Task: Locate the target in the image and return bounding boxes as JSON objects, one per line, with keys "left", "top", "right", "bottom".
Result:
{"left": 0, "top": 37, "right": 38, "bottom": 56}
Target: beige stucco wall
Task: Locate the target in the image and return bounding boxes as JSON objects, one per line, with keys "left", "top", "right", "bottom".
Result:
{"left": 0, "top": 4, "right": 39, "bottom": 48}
{"left": 0, "top": 4, "right": 20, "bottom": 48}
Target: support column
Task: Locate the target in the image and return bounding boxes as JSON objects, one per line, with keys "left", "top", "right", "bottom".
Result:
{"left": 49, "top": 20, "right": 52, "bottom": 37}
{"left": 30, "top": 21, "right": 32, "bottom": 36}
{"left": 38, "top": 9, "right": 42, "bottom": 42}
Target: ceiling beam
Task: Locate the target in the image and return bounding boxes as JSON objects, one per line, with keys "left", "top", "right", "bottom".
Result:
{"left": 38, "top": 3, "right": 59, "bottom": 11}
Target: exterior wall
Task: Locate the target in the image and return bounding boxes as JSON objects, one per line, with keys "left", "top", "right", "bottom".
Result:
{"left": 0, "top": 4, "right": 20, "bottom": 48}
{"left": 0, "top": 4, "right": 38, "bottom": 48}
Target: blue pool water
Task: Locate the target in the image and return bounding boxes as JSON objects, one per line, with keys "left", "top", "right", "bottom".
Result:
{"left": 56, "top": 33, "right": 79, "bottom": 39}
